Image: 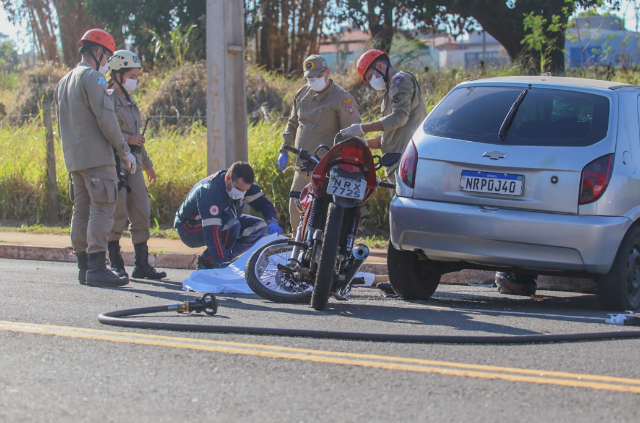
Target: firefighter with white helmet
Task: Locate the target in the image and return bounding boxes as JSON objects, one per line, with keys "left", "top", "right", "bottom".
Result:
{"left": 105, "top": 49, "right": 166, "bottom": 280}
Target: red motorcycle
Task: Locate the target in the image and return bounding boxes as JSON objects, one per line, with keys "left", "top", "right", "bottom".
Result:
{"left": 245, "top": 136, "right": 399, "bottom": 310}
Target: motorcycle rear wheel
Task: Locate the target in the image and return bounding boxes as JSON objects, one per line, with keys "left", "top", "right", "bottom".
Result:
{"left": 245, "top": 239, "right": 313, "bottom": 303}
{"left": 311, "top": 202, "right": 344, "bottom": 310}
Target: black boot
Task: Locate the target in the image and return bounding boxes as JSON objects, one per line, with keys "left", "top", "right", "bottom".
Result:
{"left": 76, "top": 252, "right": 88, "bottom": 285}
{"left": 132, "top": 242, "right": 167, "bottom": 280}
{"left": 86, "top": 252, "right": 129, "bottom": 287}
{"left": 107, "top": 240, "right": 128, "bottom": 278}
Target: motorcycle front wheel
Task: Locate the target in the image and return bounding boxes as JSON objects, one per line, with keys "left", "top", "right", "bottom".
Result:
{"left": 311, "top": 202, "right": 344, "bottom": 310}
{"left": 245, "top": 239, "right": 313, "bottom": 303}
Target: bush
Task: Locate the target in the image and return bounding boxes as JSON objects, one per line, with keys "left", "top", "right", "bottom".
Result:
{"left": 7, "top": 62, "right": 68, "bottom": 125}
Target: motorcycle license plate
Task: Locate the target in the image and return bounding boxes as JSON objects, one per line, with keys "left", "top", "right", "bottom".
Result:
{"left": 327, "top": 176, "right": 366, "bottom": 200}
{"left": 460, "top": 170, "right": 524, "bottom": 196}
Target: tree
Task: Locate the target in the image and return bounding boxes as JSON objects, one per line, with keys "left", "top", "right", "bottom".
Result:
{"left": 433, "top": 0, "right": 609, "bottom": 72}
{"left": 338, "top": 0, "right": 613, "bottom": 72}
{"left": 0, "top": 32, "right": 19, "bottom": 71}
{"left": 2, "top": 0, "right": 59, "bottom": 62}
{"left": 339, "top": 0, "right": 443, "bottom": 53}
{"left": 53, "top": 0, "right": 102, "bottom": 68}
{"left": 85, "top": 0, "right": 206, "bottom": 64}
{"left": 247, "top": 0, "right": 331, "bottom": 73}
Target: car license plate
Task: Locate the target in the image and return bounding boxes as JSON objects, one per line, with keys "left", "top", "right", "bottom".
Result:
{"left": 460, "top": 170, "right": 524, "bottom": 196}
{"left": 327, "top": 176, "right": 366, "bottom": 200}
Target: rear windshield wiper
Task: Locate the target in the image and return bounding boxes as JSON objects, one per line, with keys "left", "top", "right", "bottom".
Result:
{"left": 498, "top": 88, "right": 528, "bottom": 141}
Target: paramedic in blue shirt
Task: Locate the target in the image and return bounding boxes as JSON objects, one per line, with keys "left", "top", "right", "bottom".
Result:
{"left": 174, "top": 161, "right": 283, "bottom": 269}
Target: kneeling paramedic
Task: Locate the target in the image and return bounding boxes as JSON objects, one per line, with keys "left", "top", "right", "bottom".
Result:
{"left": 174, "top": 162, "right": 283, "bottom": 269}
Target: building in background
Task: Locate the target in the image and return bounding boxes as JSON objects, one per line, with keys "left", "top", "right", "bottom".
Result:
{"left": 318, "top": 27, "right": 510, "bottom": 72}
{"left": 565, "top": 15, "right": 640, "bottom": 68}
{"left": 435, "top": 31, "right": 510, "bottom": 70}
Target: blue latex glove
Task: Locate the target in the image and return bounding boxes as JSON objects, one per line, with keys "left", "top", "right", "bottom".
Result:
{"left": 268, "top": 220, "right": 283, "bottom": 235}
{"left": 278, "top": 152, "right": 289, "bottom": 171}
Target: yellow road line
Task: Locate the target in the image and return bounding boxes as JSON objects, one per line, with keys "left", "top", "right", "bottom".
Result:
{"left": 2, "top": 320, "right": 640, "bottom": 394}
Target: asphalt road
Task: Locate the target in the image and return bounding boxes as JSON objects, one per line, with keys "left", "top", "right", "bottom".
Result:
{"left": 1, "top": 258, "right": 640, "bottom": 422}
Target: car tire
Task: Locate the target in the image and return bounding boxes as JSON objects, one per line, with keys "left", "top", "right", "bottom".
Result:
{"left": 387, "top": 240, "right": 441, "bottom": 300}
{"left": 596, "top": 225, "right": 640, "bottom": 311}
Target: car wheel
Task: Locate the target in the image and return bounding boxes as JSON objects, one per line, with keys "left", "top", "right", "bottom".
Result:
{"left": 387, "top": 240, "right": 441, "bottom": 300}
{"left": 596, "top": 225, "right": 640, "bottom": 311}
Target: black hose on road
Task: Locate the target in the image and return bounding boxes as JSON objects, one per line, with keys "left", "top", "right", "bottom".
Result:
{"left": 98, "top": 294, "right": 640, "bottom": 344}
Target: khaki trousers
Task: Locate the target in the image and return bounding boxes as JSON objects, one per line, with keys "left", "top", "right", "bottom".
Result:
{"left": 108, "top": 167, "right": 151, "bottom": 244}
{"left": 288, "top": 171, "right": 312, "bottom": 231}
{"left": 70, "top": 165, "right": 118, "bottom": 254}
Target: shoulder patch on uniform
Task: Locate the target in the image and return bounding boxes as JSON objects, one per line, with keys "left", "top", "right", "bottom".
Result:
{"left": 342, "top": 99, "right": 353, "bottom": 107}
{"left": 345, "top": 104, "right": 356, "bottom": 115}
{"left": 392, "top": 75, "right": 404, "bottom": 86}
{"left": 97, "top": 76, "right": 107, "bottom": 85}
{"left": 209, "top": 205, "right": 219, "bottom": 216}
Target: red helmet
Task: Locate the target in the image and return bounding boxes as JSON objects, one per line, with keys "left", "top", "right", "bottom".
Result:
{"left": 356, "top": 49, "right": 388, "bottom": 81}
{"left": 80, "top": 29, "right": 116, "bottom": 54}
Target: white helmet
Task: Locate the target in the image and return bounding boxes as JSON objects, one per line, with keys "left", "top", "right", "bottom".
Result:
{"left": 108, "top": 50, "right": 141, "bottom": 73}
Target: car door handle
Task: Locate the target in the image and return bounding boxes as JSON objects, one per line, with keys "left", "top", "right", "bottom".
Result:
{"left": 479, "top": 206, "right": 498, "bottom": 212}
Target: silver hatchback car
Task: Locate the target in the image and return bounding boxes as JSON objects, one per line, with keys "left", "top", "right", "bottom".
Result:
{"left": 388, "top": 76, "right": 640, "bottom": 310}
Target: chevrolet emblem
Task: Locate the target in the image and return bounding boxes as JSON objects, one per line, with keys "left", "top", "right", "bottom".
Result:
{"left": 482, "top": 151, "right": 507, "bottom": 160}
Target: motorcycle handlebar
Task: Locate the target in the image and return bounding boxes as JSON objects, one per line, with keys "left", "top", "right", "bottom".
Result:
{"left": 282, "top": 145, "right": 299, "bottom": 154}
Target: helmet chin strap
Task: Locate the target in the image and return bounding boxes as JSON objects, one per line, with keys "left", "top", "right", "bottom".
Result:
{"left": 115, "top": 72, "right": 132, "bottom": 102}
{"left": 373, "top": 56, "right": 391, "bottom": 83}
{"left": 89, "top": 48, "right": 104, "bottom": 71}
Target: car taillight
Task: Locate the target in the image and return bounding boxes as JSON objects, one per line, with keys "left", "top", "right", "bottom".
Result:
{"left": 579, "top": 154, "right": 614, "bottom": 205}
{"left": 400, "top": 140, "right": 418, "bottom": 188}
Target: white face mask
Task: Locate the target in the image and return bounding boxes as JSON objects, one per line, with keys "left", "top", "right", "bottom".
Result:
{"left": 227, "top": 186, "right": 246, "bottom": 200}
{"left": 122, "top": 78, "right": 138, "bottom": 92}
{"left": 369, "top": 73, "right": 387, "bottom": 91}
{"left": 98, "top": 63, "right": 109, "bottom": 75}
{"left": 307, "top": 76, "right": 327, "bottom": 92}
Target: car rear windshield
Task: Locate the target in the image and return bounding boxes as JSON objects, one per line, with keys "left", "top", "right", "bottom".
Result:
{"left": 423, "top": 86, "right": 610, "bottom": 146}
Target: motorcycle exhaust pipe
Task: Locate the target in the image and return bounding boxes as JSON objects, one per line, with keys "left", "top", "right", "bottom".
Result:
{"left": 344, "top": 244, "right": 369, "bottom": 284}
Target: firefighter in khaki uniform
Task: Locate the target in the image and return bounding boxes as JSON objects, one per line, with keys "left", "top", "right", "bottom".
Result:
{"left": 340, "top": 49, "right": 427, "bottom": 296}
{"left": 340, "top": 49, "right": 427, "bottom": 184}
{"left": 279, "top": 54, "right": 361, "bottom": 230}
{"left": 105, "top": 50, "right": 166, "bottom": 280}
{"left": 54, "top": 29, "right": 137, "bottom": 287}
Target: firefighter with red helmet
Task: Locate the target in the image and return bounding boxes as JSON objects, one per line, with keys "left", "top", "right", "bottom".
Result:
{"left": 340, "top": 49, "right": 427, "bottom": 183}
{"left": 54, "top": 29, "right": 136, "bottom": 287}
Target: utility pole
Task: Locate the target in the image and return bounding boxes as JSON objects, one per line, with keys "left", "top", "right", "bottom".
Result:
{"left": 206, "top": 0, "right": 248, "bottom": 175}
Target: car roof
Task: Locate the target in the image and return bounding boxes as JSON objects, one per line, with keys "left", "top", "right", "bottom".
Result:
{"left": 458, "top": 76, "right": 637, "bottom": 91}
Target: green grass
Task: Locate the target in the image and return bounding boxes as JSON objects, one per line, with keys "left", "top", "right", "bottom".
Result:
{"left": 0, "top": 225, "right": 70, "bottom": 235}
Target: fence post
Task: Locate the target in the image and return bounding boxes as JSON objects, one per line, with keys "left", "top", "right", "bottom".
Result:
{"left": 43, "top": 100, "right": 59, "bottom": 224}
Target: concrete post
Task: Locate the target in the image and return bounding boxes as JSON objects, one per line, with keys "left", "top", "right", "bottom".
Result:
{"left": 206, "top": 0, "right": 248, "bottom": 175}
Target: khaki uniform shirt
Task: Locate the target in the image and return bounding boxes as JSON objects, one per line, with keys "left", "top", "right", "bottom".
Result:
{"left": 108, "top": 89, "right": 153, "bottom": 170}
{"left": 281, "top": 80, "right": 361, "bottom": 152}
{"left": 54, "top": 61, "right": 130, "bottom": 172}
{"left": 379, "top": 71, "right": 427, "bottom": 174}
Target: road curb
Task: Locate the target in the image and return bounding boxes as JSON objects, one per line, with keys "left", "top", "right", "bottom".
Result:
{"left": 0, "top": 244, "right": 198, "bottom": 270}
{"left": 0, "top": 244, "right": 597, "bottom": 292}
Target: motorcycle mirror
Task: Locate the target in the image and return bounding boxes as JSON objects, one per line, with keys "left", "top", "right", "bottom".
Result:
{"left": 314, "top": 144, "right": 330, "bottom": 160}
{"left": 380, "top": 153, "right": 402, "bottom": 167}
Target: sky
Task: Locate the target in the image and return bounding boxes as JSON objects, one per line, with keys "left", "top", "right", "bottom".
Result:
{"left": 1, "top": 1, "right": 640, "bottom": 54}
